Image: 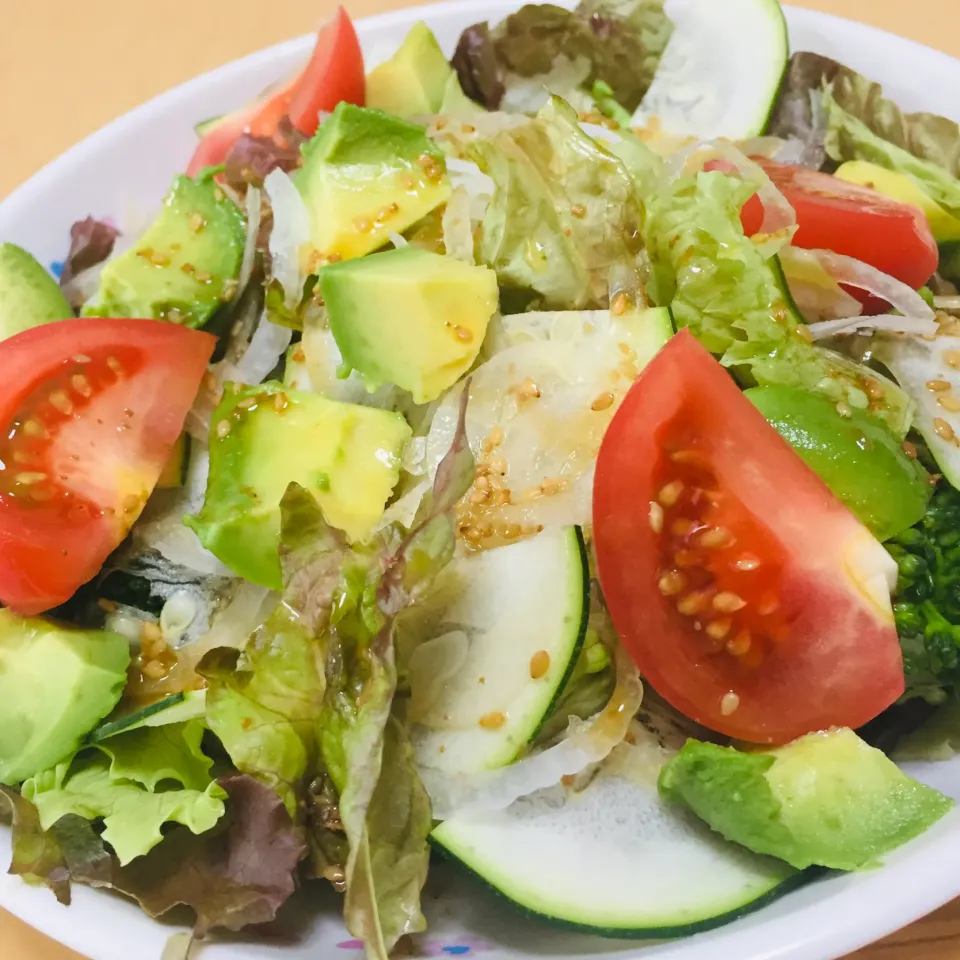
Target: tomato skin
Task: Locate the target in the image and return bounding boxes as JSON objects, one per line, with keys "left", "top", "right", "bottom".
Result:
{"left": 593, "top": 330, "right": 904, "bottom": 744}
{"left": 743, "top": 161, "right": 939, "bottom": 293}
{"left": 185, "top": 7, "right": 364, "bottom": 177}
{"left": 288, "top": 7, "right": 365, "bottom": 136}
{"left": 0, "top": 318, "right": 215, "bottom": 615}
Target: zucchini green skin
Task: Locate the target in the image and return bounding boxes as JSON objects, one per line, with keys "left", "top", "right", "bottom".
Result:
{"left": 432, "top": 844, "right": 821, "bottom": 940}
{"left": 527, "top": 526, "right": 591, "bottom": 746}
{"left": 88, "top": 690, "right": 206, "bottom": 742}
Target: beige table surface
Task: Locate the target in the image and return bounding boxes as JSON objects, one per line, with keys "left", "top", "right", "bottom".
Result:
{"left": 3, "top": 0, "right": 960, "bottom": 957}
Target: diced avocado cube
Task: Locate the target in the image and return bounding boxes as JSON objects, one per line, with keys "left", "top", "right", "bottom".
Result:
{"left": 85, "top": 175, "right": 245, "bottom": 328}
{"left": 0, "top": 611, "right": 130, "bottom": 785}
{"left": 294, "top": 103, "right": 452, "bottom": 268}
{"left": 0, "top": 243, "right": 73, "bottom": 341}
{"left": 745, "top": 385, "right": 931, "bottom": 541}
{"left": 659, "top": 729, "right": 953, "bottom": 871}
{"left": 186, "top": 381, "right": 412, "bottom": 589}
{"left": 366, "top": 22, "right": 465, "bottom": 118}
{"left": 321, "top": 246, "right": 499, "bottom": 404}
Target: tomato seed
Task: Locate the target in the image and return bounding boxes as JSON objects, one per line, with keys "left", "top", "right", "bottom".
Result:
{"left": 706, "top": 619, "right": 731, "bottom": 640}
{"left": 713, "top": 592, "right": 746, "bottom": 613}
{"left": 671, "top": 518, "right": 697, "bottom": 537}
{"left": 698, "top": 526, "right": 731, "bottom": 549}
{"left": 658, "top": 480, "right": 683, "bottom": 506}
{"left": 726, "top": 631, "right": 751, "bottom": 656}
{"left": 49, "top": 391, "right": 73, "bottom": 415}
{"left": 71, "top": 374, "right": 92, "bottom": 398}
{"left": 21, "top": 419, "right": 46, "bottom": 438}
{"left": 591, "top": 392, "right": 615, "bottom": 412}
{"left": 758, "top": 595, "right": 780, "bottom": 616}
{"left": 15, "top": 472, "right": 47, "bottom": 485}
{"left": 677, "top": 591, "right": 710, "bottom": 616}
{"left": 648, "top": 501, "right": 664, "bottom": 533}
{"left": 720, "top": 692, "right": 740, "bottom": 716}
{"left": 658, "top": 570, "right": 687, "bottom": 596}
{"left": 734, "top": 555, "right": 760, "bottom": 571}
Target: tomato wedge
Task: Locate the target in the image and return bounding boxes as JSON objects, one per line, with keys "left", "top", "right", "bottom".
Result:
{"left": 740, "top": 160, "right": 938, "bottom": 293}
{"left": 185, "top": 6, "right": 364, "bottom": 177}
{"left": 0, "top": 318, "right": 215, "bottom": 615}
{"left": 593, "top": 331, "right": 904, "bottom": 744}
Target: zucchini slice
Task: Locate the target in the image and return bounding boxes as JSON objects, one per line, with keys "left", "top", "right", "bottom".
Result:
{"left": 633, "top": 0, "right": 789, "bottom": 139}
{"left": 88, "top": 690, "right": 207, "bottom": 743}
{"left": 409, "top": 527, "right": 590, "bottom": 774}
{"left": 433, "top": 737, "right": 804, "bottom": 937}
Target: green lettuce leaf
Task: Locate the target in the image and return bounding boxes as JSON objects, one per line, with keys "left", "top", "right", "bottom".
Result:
{"left": 22, "top": 722, "right": 226, "bottom": 866}
{"left": 5, "top": 775, "right": 306, "bottom": 936}
{"left": 643, "top": 167, "right": 914, "bottom": 436}
{"left": 472, "top": 96, "right": 644, "bottom": 309}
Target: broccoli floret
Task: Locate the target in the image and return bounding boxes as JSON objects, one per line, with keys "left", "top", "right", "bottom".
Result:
{"left": 889, "top": 480, "right": 960, "bottom": 702}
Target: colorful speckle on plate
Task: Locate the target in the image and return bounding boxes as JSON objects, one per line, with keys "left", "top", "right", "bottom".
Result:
{"left": 337, "top": 937, "right": 491, "bottom": 956}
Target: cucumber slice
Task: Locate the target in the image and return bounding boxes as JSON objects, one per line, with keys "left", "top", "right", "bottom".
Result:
{"left": 875, "top": 334, "right": 960, "bottom": 490}
{"left": 157, "top": 433, "right": 190, "bottom": 489}
{"left": 433, "top": 739, "right": 804, "bottom": 937}
{"left": 632, "top": 0, "right": 789, "bottom": 139}
{"left": 409, "top": 527, "right": 589, "bottom": 774}
{"left": 88, "top": 690, "right": 206, "bottom": 743}
{"left": 194, "top": 115, "right": 223, "bottom": 138}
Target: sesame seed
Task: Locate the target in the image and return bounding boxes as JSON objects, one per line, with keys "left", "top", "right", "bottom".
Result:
{"left": 454, "top": 325, "right": 473, "bottom": 342}
{"left": 273, "top": 392, "right": 289, "bottom": 412}
{"left": 591, "top": 392, "right": 615, "bottom": 412}
{"left": 934, "top": 417, "right": 956, "bottom": 441}
{"left": 149, "top": 251, "right": 170, "bottom": 267}
{"left": 658, "top": 480, "right": 683, "bottom": 507}
{"left": 194, "top": 270, "right": 212, "bottom": 283}
{"left": 699, "top": 526, "right": 732, "bottom": 549}
{"left": 354, "top": 216, "right": 372, "bottom": 233}
{"left": 570, "top": 204, "right": 587, "bottom": 219}
{"left": 927, "top": 379, "right": 952, "bottom": 392}
{"left": 487, "top": 454, "right": 507, "bottom": 475}
{"left": 190, "top": 213, "right": 206, "bottom": 232}
{"left": 835, "top": 401, "right": 852, "bottom": 418}
{"left": 610, "top": 293, "right": 631, "bottom": 316}
{"left": 141, "top": 659, "right": 168, "bottom": 680}
{"left": 49, "top": 391, "right": 73, "bottom": 415}
{"left": 238, "top": 397, "right": 257, "bottom": 410}
{"left": 649, "top": 501, "right": 664, "bottom": 533}
{"left": 540, "top": 477, "right": 567, "bottom": 496}
{"left": 713, "top": 592, "right": 746, "bottom": 613}
{"left": 862, "top": 378, "right": 884, "bottom": 400}
{"left": 658, "top": 570, "right": 687, "bottom": 596}
{"left": 502, "top": 523, "right": 522, "bottom": 540}
{"left": 720, "top": 692, "right": 740, "bottom": 716}
{"left": 518, "top": 377, "right": 541, "bottom": 400}
{"left": 706, "top": 619, "right": 732, "bottom": 641}
{"left": 530, "top": 650, "right": 551, "bottom": 679}
{"left": 488, "top": 426, "right": 504, "bottom": 447}
{"left": 479, "top": 711, "right": 507, "bottom": 730}
{"left": 795, "top": 326, "right": 814, "bottom": 344}
{"left": 903, "top": 441, "right": 918, "bottom": 459}
{"left": 141, "top": 621, "right": 163, "bottom": 643}
{"left": 216, "top": 419, "right": 232, "bottom": 439}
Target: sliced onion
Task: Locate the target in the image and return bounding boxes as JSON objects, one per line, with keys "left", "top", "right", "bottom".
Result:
{"left": 800, "top": 249, "right": 936, "bottom": 326}
{"left": 806, "top": 314, "right": 939, "bottom": 340}
{"left": 236, "top": 186, "right": 262, "bottom": 297}
{"left": 935, "top": 295, "right": 960, "bottom": 312}
{"left": 779, "top": 246, "right": 863, "bottom": 323}
{"left": 736, "top": 135, "right": 809, "bottom": 166}
{"left": 668, "top": 139, "right": 797, "bottom": 254}
{"left": 421, "top": 645, "right": 642, "bottom": 820}
{"left": 389, "top": 233, "right": 408, "bottom": 248}
{"left": 264, "top": 168, "right": 310, "bottom": 309}
{"left": 233, "top": 312, "right": 292, "bottom": 385}
{"left": 500, "top": 56, "right": 592, "bottom": 116}
{"left": 441, "top": 186, "right": 475, "bottom": 263}
{"left": 579, "top": 122, "right": 622, "bottom": 146}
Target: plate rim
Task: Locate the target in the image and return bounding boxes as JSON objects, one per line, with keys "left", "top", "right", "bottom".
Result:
{"left": 3, "top": 3, "right": 960, "bottom": 960}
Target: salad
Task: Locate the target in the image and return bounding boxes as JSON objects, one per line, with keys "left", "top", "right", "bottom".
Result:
{"left": 4, "top": 0, "right": 960, "bottom": 956}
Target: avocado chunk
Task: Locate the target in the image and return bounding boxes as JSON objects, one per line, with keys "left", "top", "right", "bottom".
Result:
{"left": 746, "top": 385, "right": 931, "bottom": 542}
{"left": 186, "top": 381, "right": 412, "bottom": 588}
{"left": 0, "top": 243, "right": 73, "bottom": 340}
{"left": 366, "top": 22, "right": 472, "bottom": 119}
{"left": 834, "top": 161, "right": 960, "bottom": 244}
{"left": 0, "top": 611, "right": 130, "bottom": 785}
{"left": 294, "top": 103, "right": 452, "bottom": 268}
{"left": 321, "top": 246, "right": 499, "bottom": 404}
{"left": 84, "top": 175, "right": 245, "bottom": 327}
{"left": 659, "top": 729, "right": 953, "bottom": 871}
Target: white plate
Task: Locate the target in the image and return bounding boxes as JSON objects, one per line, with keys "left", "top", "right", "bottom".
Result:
{"left": 3, "top": 2, "right": 960, "bottom": 959}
